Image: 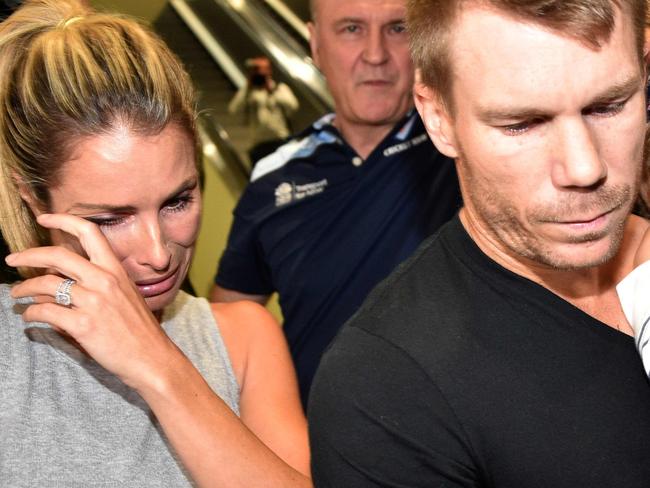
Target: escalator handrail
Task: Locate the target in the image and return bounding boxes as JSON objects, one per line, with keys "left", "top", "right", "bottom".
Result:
{"left": 170, "top": 0, "right": 247, "bottom": 89}
{"left": 261, "top": 0, "right": 309, "bottom": 43}
{"left": 198, "top": 110, "right": 251, "bottom": 181}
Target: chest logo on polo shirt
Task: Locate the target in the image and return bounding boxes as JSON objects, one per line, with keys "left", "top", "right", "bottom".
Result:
{"left": 275, "top": 179, "right": 328, "bottom": 206}
{"left": 383, "top": 133, "right": 429, "bottom": 157}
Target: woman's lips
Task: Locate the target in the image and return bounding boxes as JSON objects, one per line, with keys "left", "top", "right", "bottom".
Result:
{"left": 135, "top": 268, "right": 179, "bottom": 298}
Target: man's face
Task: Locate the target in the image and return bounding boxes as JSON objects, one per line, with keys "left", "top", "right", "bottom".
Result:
{"left": 417, "top": 4, "right": 646, "bottom": 272}
{"left": 308, "top": 0, "right": 414, "bottom": 129}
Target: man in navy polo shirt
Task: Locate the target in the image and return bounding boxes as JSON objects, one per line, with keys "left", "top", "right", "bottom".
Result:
{"left": 211, "top": 0, "right": 461, "bottom": 406}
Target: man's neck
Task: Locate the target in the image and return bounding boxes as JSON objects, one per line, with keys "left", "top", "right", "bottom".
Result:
{"left": 333, "top": 117, "right": 399, "bottom": 160}
{"left": 460, "top": 209, "right": 649, "bottom": 335}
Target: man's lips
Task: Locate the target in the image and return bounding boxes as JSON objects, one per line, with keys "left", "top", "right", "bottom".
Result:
{"left": 558, "top": 213, "right": 609, "bottom": 225}
{"left": 359, "top": 79, "right": 392, "bottom": 86}
{"left": 135, "top": 268, "right": 179, "bottom": 298}
{"left": 555, "top": 202, "right": 623, "bottom": 226}
{"left": 545, "top": 207, "right": 619, "bottom": 235}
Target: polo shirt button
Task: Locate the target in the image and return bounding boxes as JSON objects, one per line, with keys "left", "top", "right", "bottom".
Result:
{"left": 352, "top": 156, "right": 363, "bottom": 167}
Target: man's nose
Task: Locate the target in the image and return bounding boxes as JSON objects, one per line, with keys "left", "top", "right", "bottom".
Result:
{"left": 362, "top": 28, "right": 389, "bottom": 65}
{"left": 551, "top": 119, "right": 607, "bottom": 189}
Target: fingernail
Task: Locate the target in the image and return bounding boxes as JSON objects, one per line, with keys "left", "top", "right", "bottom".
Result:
{"left": 5, "top": 253, "right": 17, "bottom": 265}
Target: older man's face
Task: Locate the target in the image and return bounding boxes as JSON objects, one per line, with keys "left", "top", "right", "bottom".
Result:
{"left": 308, "top": 0, "right": 414, "bottom": 130}
{"left": 418, "top": 4, "right": 645, "bottom": 271}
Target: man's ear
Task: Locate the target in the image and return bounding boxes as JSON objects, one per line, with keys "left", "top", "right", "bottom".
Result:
{"left": 307, "top": 22, "right": 320, "bottom": 68}
{"left": 413, "top": 73, "right": 459, "bottom": 158}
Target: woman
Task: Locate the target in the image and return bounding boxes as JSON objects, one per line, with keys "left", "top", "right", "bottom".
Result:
{"left": 0, "top": 1, "right": 310, "bottom": 486}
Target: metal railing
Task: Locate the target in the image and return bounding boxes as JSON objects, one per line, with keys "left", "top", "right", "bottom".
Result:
{"left": 170, "top": 0, "right": 333, "bottom": 114}
{"left": 198, "top": 110, "right": 250, "bottom": 189}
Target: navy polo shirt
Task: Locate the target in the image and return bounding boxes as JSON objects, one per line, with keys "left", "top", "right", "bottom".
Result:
{"left": 216, "top": 110, "right": 461, "bottom": 405}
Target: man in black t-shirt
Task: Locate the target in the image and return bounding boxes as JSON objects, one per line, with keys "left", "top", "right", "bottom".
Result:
{"left": 308, "top": 0, "right": 650, "bottom": 486}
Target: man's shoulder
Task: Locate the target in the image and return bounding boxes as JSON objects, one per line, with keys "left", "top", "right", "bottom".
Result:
{"left": 344, "top": 218, "right": 467, "bottom": 335}
{"left": 249, "top": 113, "right": 341, "bottom": 183}
{"left": 233, "top": 114, "right": 345, "bottom": 220}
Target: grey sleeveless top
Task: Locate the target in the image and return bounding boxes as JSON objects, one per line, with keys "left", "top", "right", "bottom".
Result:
{"left": 0, "top": 285, "right": 240, "bottom": 487}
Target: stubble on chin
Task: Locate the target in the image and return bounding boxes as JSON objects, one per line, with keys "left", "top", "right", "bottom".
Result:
{"left": 458, "top": 149, "right": 636, "bottom": 271}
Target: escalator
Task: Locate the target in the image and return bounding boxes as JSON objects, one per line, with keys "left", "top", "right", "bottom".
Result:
{"left": 258, "top": 0, "right": 310, "bottom": 51}
{"left": 152, "top": 4, "right": 250, "bottom": 177}
{"left": 285, "top": 0, "right": 310, "bottom": 22}
{"left": 169, "top": 0, "right": 332, "bottom": 134}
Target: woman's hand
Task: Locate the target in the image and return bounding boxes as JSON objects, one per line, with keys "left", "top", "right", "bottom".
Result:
{"left": 5, "top": 213, "right": 181, "bottom": 391}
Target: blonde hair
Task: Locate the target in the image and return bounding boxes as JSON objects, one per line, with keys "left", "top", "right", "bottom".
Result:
{"left": 0, "top": 0, "right": 197, "bottom": 277}
{"left": 408, "top": 0, "right": 646, "bottom": 114}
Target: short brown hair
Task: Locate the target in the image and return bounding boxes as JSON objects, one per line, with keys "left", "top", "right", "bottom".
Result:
{"left": 0, "top": 0, "right": 196, "bottom": 277}
{"left": 408, "top": 0, "right": 646, "bottom": 112}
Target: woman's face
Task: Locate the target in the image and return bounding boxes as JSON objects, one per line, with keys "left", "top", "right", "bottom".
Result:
{"left": 46, "top": 123, "right": 201, "bottom": 313}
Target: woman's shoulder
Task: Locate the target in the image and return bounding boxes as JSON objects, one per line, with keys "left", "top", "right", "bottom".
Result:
{"left": 210, "top": 301, "right": 285, "bottom": 386}
{"left": 210, "top": 301, "right": 283, "bottom": 354}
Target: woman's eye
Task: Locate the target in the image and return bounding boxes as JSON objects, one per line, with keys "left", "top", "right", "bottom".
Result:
{"left": 84, "top": 215, "right": 128, "bottom": 228}
{"left": 165, "top": 195, "right": 193, "bottom": 213}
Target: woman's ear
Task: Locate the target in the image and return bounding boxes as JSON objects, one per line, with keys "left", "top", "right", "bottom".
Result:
{"left": 13, "top": 173, "right": 43, "bottom": 217}
{"left": 413, "top": 73, "right": 459, "bottom": 158}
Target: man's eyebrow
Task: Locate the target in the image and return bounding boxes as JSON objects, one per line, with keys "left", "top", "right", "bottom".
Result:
{"left": 333, "top": 16, "right": 405, "bottom": 26}
{"left": 66, "top": 177, "right": 198, "bottom": 213}
{"left": 588, "top": 74, "right": 644, "bottom": 104}
{"left": 477, "top": 106, "right": 548, "bottom": 124}
{"left": 334, "top": 17, "right": 366, "bottom": 26}
{"left": 477, "top": 74, "right": 644, "bottom": 123}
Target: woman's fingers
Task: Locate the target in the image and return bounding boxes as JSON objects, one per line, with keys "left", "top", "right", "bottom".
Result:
{"left": 11, "top": 274, "right": 68, "bottom": 302}
{"left": 11, "top": 274, "right": 88, "bottom": 308}
{"left": 6, "top": 245, "right": 98, "bottom": 284}
{"left": 36, "top": 213, "right": 122, "bottom": 272}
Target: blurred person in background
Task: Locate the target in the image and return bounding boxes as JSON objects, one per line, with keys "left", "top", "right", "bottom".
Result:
{"left": 229, "top": 56, "right": 299, "bottom": 165}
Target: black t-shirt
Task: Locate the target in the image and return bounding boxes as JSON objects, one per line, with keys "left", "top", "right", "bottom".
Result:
{"left": 309, "top": 215, "right": 650, "bottom": 487}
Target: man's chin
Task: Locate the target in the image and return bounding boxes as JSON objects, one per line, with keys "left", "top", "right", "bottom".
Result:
{"left": 532, "top": 234, "right": 623, "bottom": 271}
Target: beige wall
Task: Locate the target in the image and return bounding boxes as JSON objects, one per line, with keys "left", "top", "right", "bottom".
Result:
{"left": 191, "top": 155, "right": 282, "bottom": 321}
